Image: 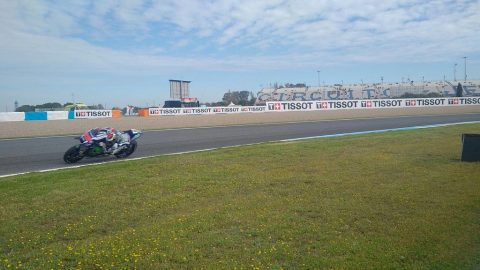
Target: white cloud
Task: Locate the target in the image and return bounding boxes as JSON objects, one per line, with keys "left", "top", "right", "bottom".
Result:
{"left": 0, "top": 0, "right": 479, "bottom": 73}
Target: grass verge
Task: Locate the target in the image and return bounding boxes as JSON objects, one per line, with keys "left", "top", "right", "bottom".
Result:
{"left": 1, "top": 124, "right": 480, "bottom": 269}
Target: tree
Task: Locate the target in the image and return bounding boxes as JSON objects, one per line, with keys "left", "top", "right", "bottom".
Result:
{"left": 88, "top": 104, "right": 105, "bottom": 110}
{"left": 222, "top": 90, "right": 234, "bottom": 105}
{"left": 204, "top": 102, "right": 224, "bottom": 107}
{"left": 456, "top": 83, "right": 463, "bottom": 97}
{"left": 249, "top": 91, "right": 256, "bottom": 106}
{"left": 37, "top": 102, "right": 62, "bottom": 109}
{"left": 222, "top": 90, "right": 252, "bottom": 106}
{"left": 15, "top": 105, "right": 35, "bottom": 112}
{"left": 239, "top": 91, "right": 251, "bottom": 105}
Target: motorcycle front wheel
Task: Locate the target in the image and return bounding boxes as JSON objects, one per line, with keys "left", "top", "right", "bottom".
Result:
{"left": 114, "top": 141, "right": 137, "bottom": 158}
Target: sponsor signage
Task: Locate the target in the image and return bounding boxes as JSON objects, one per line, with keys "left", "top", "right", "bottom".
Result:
{"left": 241, "top": 106, "right": 266, "bottom": 113}
{"left": 267, "top": 101, "right": 314, "bottom": 111}
{"left": 146, "top": 98, "right": 479, "bottom": 117}
{"left": 148, "top": 106, "right": 266, "bottom": 116}
{"left": 266, "top": 97, "right": 480, "bottom": 112}
{"left": 2, "top": 97, "right": 479, "bottom": 122}
{"left": 74, "top": 110, "right": 112, "bottom": 119}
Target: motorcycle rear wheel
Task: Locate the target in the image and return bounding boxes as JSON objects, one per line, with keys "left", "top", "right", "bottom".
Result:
{"left": 63, "top": 146, "right": 84, "bottom": 164}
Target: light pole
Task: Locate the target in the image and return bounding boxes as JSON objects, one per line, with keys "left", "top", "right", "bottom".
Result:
{"left": 317, "top": 70, "right": 320, "bottom": 87}
{"left": 463, "top": 56, "right": 467, "bottom": 82}
{"left": 454, "top": 63, "right": 457, "bottom": 81}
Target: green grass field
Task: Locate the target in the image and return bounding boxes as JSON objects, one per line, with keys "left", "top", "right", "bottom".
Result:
{"left": 1, "top": 124, "right": 480, "bottom": 269}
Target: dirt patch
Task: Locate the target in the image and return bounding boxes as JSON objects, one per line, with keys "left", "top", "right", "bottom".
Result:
{"left": 1, "top": 106, "right": 479, "bottom": 139}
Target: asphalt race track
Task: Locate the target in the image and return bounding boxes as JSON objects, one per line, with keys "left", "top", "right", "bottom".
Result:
{"left": 1, "top": 113, "right": 479, "bottom": 177}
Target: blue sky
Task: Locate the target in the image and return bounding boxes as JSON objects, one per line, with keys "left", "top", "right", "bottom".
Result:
{"left": 1, "top": 0, "right": 479, "bottom": 111}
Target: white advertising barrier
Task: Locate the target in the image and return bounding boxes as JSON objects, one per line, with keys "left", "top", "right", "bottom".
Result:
{"left": 266, "top": 97, "right": 480, "bottom": 112}
{"left": 47, "top": 111, "right": 69, "bottom": 120}
{"left": 149, "top": 106, "right": 266, "bottom": 116}
{"left": 0, "top": 112, "right": 25, "bottom": 122}
{"left": 74, "top": 110, "right": 113, "bottom": 119}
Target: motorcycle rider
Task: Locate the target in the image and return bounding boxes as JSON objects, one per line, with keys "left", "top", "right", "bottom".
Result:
{"left": 82, "top": 127, "right": 125, "bottom": 154}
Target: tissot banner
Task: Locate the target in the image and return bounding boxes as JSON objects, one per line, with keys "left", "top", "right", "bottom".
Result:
{"left": 266, "top": 97, "right": 480, "bottom": 112}
{"left": 74, "top": 110, "right": 113, "bottom": 119}
{"left": 149, "top": 106, "right": 266, "bottom": 116}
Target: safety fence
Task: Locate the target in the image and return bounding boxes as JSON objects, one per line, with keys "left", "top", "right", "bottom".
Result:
{"left": 1, "top": 97, "right": 479, "bottom": 122}
{"left": 0, "top": 110, "right": 121, "bottom": 122}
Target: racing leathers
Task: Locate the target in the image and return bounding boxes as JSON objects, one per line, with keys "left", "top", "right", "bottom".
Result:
{"left": 82, "top": 127, "right": 124, "bottom": 154}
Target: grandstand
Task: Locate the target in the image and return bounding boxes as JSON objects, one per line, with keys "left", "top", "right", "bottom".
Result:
{"left": 255, "top": 80, "right": 480, "bottom": 104}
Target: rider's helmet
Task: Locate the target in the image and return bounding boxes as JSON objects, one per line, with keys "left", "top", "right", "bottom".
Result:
{"left": 106, "top": 128, "right": 117, "bottom": 142}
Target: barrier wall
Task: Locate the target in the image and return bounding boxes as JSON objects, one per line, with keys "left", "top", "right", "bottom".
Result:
{"left": 0, "top": 110, "right": 118, "bottom": 122}
{"left": 144, "top": 97, "right": 480, "bottom": 117}
{"left": 148, "top": 106, "right": 266, "bottom": 116}
{"left": 265, "top": 97, "right": 480, "bottom": 112}
{"left": 1, "top": 98, "right": 479, "bottom": 122}
{"left": 24, "top": 112, "right": 47, "bottom": 121}
{"left": 47, "top": 111, "right": 70, "bottom": 120}
{"left": 112, "top": 110, "right": 122, "bottom": 118}
{"left": 73, "top": 110, "right": 114, "bottom": 119}
{"left": 0, "top": 112, "right": 24, "bottom": 122}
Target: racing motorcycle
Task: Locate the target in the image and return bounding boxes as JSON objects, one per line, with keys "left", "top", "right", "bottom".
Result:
{"left": 63, "top": 129, "right": 142, "bottom": 164}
